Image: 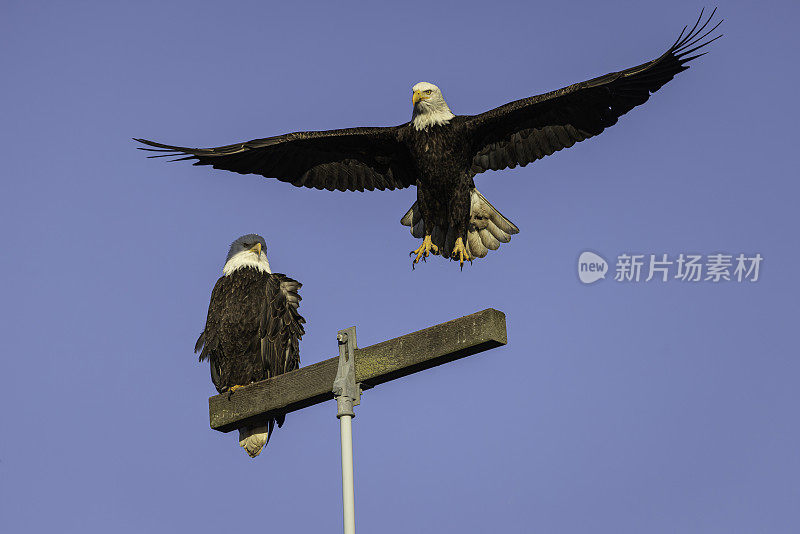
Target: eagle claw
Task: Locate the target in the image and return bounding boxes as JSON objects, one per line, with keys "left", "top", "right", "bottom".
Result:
{"left": 227, "top": 384, "right": 246, "bottom": 400}
{"left": 411, "top": 235, "right": 439, "bottom": 267}
{"left": 452, "top": 237, "right": 473, "bottom": 270}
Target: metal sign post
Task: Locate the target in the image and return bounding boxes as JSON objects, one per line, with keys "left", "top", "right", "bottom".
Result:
{"left": 333, "top": 327, "right": 360, "bottom": 534}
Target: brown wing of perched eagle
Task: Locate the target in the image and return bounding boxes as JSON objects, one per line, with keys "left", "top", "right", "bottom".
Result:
{"left": 195, "top": 234, "right": 305, "bottom": 457}
{"left": 137, "top": 10, "right": 721, "bottom": 268}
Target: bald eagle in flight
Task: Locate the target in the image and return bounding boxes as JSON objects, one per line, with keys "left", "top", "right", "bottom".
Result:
{"left": 137, "top": 11, "right": 720, "bottom": 268}
{"left": 195, "top": 234, "right": 305, "bottom": 457}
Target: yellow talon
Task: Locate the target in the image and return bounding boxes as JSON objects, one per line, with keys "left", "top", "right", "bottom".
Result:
{"left": 410, "top": 235, "right": 439, "bottom": 265}
{"left": 227, "top": 384, "right": 246, "bottom": 399}
{"left": 451, "top": 237, "right": 472, "bottom": 270}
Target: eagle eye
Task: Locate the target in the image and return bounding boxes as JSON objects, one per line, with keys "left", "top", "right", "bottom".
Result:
{"left": 424, "top": 89, "right": 433, "bottom": 95}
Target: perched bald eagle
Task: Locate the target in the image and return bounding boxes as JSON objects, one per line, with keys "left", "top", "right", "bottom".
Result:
{"left": 138, "top": 11, "right": 720, "bottom": 268}
{"left": 195, "top": 234, "right": 305, "bottom": 457}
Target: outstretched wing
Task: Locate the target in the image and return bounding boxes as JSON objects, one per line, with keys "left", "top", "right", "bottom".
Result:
{"left": 259, "top": 274, "right": 305, "bottom": 382}
{"left": 466, "top": 9, "right": 721, "bottom": 175}
{"left": 136, "top": 125, "right": 416, "bottom": 192}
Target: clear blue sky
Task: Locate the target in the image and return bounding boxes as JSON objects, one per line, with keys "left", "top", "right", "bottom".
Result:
{"left": 2, "top": 1, "right": 798, "bottom": 532}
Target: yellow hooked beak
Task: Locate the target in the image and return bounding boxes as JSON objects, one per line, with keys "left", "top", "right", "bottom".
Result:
{"left": 249, "top": 242, "right": 262, "bottom": 256}
{"left": 413, "top": 90, "right": 427, "bottom": 105}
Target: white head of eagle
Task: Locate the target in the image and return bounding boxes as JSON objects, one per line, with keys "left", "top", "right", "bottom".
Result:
{"left": 412, "top": 82, "right": 455, "bottom": 131}
{"left": 223, "top": 233, "right": 271, "bottom": 276}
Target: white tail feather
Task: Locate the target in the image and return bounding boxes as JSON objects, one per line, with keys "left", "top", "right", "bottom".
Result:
{"left": 238, "top": 425, "right": 269, "bottom": 458}
{"left": 400, "top": 188, "right": 519, "bottom": 259}
{"left": 467, "top": 230, "right": 488, "bottom": 258}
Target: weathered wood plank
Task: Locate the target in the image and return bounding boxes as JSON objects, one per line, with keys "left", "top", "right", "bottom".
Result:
{"left": 209, "top": 308, "right": 507, "bottom": 432}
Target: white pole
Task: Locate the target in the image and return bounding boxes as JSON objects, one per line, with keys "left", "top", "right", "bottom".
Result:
{"left": 335, "top": 327, "right": 359, "bottom": 534}
{"left": 339, "top": 413, "right": 355, "bottom": 534}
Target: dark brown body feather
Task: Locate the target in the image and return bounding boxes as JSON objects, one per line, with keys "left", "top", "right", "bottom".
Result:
{"left": 137, "top": 11, "right": 720, "bottom": 258}
{"left": 400, "top": 119, "right": 475, "bottom": 254}
{"left": 195, "top": 267, "right": 304, "bottom": 429}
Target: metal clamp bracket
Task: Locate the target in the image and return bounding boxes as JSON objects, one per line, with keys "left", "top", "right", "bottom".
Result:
{"left": 333, "top": 326, "right": 361, "bottom": 419}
